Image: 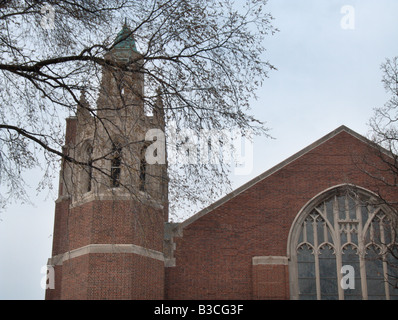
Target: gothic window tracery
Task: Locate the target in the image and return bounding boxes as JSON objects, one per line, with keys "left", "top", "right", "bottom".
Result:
{"left": 291, "top": 187, "right": 398, "bottom": 300}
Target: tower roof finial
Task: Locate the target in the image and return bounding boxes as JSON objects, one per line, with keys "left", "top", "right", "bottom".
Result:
{"left": 113, "top": 22, "right": 138, "bottom": 52}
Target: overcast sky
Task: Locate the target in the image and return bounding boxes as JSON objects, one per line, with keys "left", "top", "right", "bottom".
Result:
{"left": 1, "top": 0, "right": 398, "bottom": 300}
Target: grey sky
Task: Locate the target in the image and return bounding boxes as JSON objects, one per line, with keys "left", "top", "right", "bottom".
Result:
{"left": 1, "top": 1, "right": 398, "bottom": 299}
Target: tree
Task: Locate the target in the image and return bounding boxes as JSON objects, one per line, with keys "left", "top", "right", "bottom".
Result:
{"left": 0, "top": 0, "right": 277, "bottom": 219}
{"left": 367, "top": 56, "right": 398, "bottom": 207}
{"left": 364, "top": 56, "right": 398, "bottom": 290}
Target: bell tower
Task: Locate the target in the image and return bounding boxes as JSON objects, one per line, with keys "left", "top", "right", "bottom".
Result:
{"left": 45, "top": 25, "right": 168, "bottom": 300}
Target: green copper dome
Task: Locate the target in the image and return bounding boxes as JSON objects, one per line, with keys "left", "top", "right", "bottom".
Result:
{"left": 113, "top": 24, "right": 138, "bottom": 52}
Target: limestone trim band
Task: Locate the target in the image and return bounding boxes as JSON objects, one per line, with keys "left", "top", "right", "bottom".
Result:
{"left": 48, "top": 244, "right": 165, "bottom": 266}
{"left": 252, "top": 256, "right": 288, "bottom": 266}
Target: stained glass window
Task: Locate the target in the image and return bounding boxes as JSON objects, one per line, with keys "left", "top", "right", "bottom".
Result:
{"left": 291, "top": 187, "right": 398, "bottom": 300}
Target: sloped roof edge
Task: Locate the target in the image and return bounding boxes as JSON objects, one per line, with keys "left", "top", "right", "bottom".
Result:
{"left": 179, "top": 125, "right": 390, "bottom": 229}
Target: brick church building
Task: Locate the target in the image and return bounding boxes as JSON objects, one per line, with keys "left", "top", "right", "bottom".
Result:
{"left": 45, "top": 26, "right": 398, "bottom": 300}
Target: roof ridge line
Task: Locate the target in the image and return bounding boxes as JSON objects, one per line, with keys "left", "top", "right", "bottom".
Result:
{"left": 179, "top": 125, "right": 385, "bottom": 229}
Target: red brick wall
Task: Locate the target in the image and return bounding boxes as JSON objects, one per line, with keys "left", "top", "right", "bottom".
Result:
{"left": 165, "top": 131, "right": 398, "bottom": 299}
{"left": 51, "top": 199, "right": 71, "bottom": 256}
{"left": 65, "top": 200, "right": 165, "bottom": 252}
{"left": 60, "top": 254, "right": 90, "bottom": 300}
{"left": 59, "top": 253, "right": 164, "bottom": 300}
{"left": 252, "top": 265, "right": 289, "bottom": 300}
{"left": 47, "top": 198, "right": 166, "bottom": 299}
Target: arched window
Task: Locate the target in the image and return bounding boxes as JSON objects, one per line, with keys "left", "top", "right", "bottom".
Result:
{"left": 110, "top": 142, "right": 122, "bottom": 188}
{"left": 289, "top": 186, "right": 398, "bottom": 300}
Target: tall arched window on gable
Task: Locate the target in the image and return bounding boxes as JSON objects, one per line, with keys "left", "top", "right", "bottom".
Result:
{"left": 289, "top": 186, "right": 398, "bottom": 300}
{"left": 110, "top": 142, "right": 122, "bottom": 188}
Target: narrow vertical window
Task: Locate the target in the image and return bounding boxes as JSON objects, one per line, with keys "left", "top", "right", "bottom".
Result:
{"left": 111, "top": 143, "right": 122, "bottom": 188}
{"left": 86, "top": 146, "right": 93, "bottom": 192}
{"left": 139, "top": 158, "right": 146, "bottom": 191}
{"left": 139, "top": 146, "right": 147, "bottom": 191}
{"left": 80, "top": 143, "right": 93, "bottom": 194}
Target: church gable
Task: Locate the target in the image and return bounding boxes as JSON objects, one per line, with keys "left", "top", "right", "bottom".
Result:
{"left": 165, "top": 125, "right": 395, "bottom": 300}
